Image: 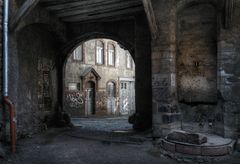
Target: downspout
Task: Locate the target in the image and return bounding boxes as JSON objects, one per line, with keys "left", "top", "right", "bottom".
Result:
{"left": 3, "top": 0, "right": 17, "bottom": 153}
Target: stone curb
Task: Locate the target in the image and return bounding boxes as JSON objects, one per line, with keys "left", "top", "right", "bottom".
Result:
{"left": 161, "top": 139, "right": 236, "bottom": 156}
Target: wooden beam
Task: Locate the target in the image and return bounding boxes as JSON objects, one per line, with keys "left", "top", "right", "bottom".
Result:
{"left": 56, "top": 1, "right": 142, "bottom": 18}
{"left": 142, "top": 0, "right": 158, "bottom": 39}
{"left": 10, "top": 0, "right": 40, "bottom": 31}
{"left": 71, "top": 15, "right": 135, "bottom": 24}
{"left": 42, "top": 0, "right": 120, "bottom": 11}
{"left": 40, "top": 0, "right": 84, "bottom": 6}
{"left": 62, "top": 6, "right": 143, "bottom": 22}
{"left": 54, "top": 0, "right": 125, "bottom": 13}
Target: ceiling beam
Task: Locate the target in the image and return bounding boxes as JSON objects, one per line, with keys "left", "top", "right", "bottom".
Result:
{"left": 53, "top": 0, "right": 125, "bottom": 13}
{"left": 56, "top": 1, "right": 142, "bottom": 18}
{"left": 41, "top": 0, "right": 123, "bottom": 11}
{"left": 62, "top": 6, "right": 143, "bottom": 22}
{"left": 142, "top": 0, "right": 158, "bottom": 39}
{"left": 10, "top": 0, "right": 41, "bottom": 31}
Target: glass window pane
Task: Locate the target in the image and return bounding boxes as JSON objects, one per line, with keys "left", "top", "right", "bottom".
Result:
{"left": 107, "top": 82, "right": 115, "bottom": 97}
{"left": 127, "top": 53, "right": 132, "bottom": 69}
{"left": 108, "top": 44, "right": 115, "bottom": 66}
{"left": 73, "top": 45, "right": 82, "bottom": 61}
{"left": 96, "top": 41, "right": 104, "bottom": 64}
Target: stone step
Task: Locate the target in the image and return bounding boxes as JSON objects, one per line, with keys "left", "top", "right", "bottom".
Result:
{"left": 167, "top": 130, "right": 207, "bottom": 145}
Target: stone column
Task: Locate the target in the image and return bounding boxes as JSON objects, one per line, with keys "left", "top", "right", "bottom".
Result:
{"left": 151, "top": 0, "right": 181, "bottom": 137}
{"left": 134, "top": 13, "right": 152, "bottom": 130}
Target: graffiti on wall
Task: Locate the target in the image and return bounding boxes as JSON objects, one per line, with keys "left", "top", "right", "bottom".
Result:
{"left": 96, "top": 91, "right": 108, "bottom": 110}
{"left": 66, "top": 92, "right": 84, "bottom": 108}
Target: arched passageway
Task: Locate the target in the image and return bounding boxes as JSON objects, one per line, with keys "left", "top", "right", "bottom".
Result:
{"left": 63, "top": 38, "right": 136, "bottom": 132}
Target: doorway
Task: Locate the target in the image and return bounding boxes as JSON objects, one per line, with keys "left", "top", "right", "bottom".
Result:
{"left": 120, "top": 79, "right": 135, "bottom": 115}
{"left": 85, "top": 81, "right": 96, "bottom": 116}
{"left": 107, "top": 82, "right": 116, "bottom": 115}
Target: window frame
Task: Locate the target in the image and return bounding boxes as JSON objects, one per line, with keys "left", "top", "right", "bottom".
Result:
{"left": 126, "top": 52, "right": 133, "bottom": 69}
{"left": 107, "top": 42, "right": 116, "bottom": 67}
{"left": 95, "top": 40, "right": 105, "bottom": 65}
{"left": 72, "top": 44, "right": 84, "bottom": 62}
{"left": 106, "top": 81, "right": 116, "bottom": 97}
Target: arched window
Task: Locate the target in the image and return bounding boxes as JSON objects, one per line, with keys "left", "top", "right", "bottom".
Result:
{"left": 96, "top": 40, "right": 104, "bottom": 64}
{"left": 107, "top": 82, "right": 116, "bottom": 97}
{"left": 73, "top": 45, "right": 83, "bottom": 61}
{"left": 126, "top": 52, "right": 132, "bottom": 69}
{"left": 108, "top": 43, "right": 115, "bottom": 66}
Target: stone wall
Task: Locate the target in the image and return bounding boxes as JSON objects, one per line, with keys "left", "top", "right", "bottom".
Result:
{"left": 177, "top": 2, "right": 219, "bottom": 135}
{"left": 151, "top": 0, "right": 240, "bottom": 138}
{"left": 177, "top": 3, "right": 217, "bottom": 103}
{"left": 6, "top": 1, "right": 66, "bottom": 136}
{"left": 151, "top": 0, "right": 179, "bottom": 137}
{"left": 16, "top": 25, "right": 59, "bottom": 136}
{"left": 218, "top": 0, "right": 240, "bottom": 138}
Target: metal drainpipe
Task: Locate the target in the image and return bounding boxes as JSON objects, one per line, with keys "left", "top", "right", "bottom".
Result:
{"left": 3, "top": 0, "right": 17, "bottom": 153}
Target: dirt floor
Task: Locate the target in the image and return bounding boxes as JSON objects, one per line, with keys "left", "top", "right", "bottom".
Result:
{"left": 0, "top": 117, "right": 240, "bottom": 164}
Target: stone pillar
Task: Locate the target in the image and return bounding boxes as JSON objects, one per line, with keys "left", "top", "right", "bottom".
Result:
{"left": 134, "top": 13, "right": 152, "bottom": 130}
{"left": 151, "top": 0, "right": 181, "bottom": 137}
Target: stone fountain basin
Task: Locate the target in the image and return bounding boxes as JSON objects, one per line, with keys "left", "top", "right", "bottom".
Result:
{"left": 162, "top": 131, "right": 235, "bottom": 156}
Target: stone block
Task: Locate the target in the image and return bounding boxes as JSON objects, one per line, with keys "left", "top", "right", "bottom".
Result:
{"left": 201, "top": 146, "right": 228, "bottom": 156}
{"left": 167, "top": 130, "right": 207, "bottom": 145}
{"left": 175, "top": 144, "right": 201, "bottom": 155}
{"left": 162, "top": 140, "right": 176, "bottom": 153}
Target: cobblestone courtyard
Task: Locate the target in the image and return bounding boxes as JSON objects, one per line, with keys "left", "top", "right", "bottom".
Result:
{"left": 1, "top": 117, "right": 240, "bottom": 164}
{"left": 71, "top": 116, "right": 132, "bottom": 132}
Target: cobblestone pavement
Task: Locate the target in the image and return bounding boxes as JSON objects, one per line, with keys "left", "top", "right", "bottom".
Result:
{"left": 71, "top": 116, "right": 133, "bottom": 132}
{"left": 0, "top": 128, "right": 177, "bottom": 164}
{"left": 1, "top": 117, "right": 240, "bottom": 164}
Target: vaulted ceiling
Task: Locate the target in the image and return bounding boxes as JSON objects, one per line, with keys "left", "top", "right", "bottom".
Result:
{"left": 39, "top": 0, "right": 144, "bottom": 23}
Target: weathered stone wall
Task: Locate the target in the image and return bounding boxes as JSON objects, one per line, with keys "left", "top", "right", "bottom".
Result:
{"left": 177, "top": 2, "right": 219, "bottom": 134}
{"left": 151, "top": 0, "right": 240, "bottom": 138}
{"left": 6, "top": 1, "right": 66, "bottom": 136}
{"left": 151, "top": 0, "right": 179, "bottom": 137}
{"left": 16, "top": 25, "right": 59, "bottom": 136}
{"left": 217, "top": 0, "right": 240, "bottom": 138}
{"left": 64, "top": 39, "right": 135, "bottom": 117}
{"left": 177, "top": 3, "right": 217, "bottom": 103}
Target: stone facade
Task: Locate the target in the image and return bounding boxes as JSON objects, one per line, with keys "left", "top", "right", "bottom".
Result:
{"left": 64, "top": 39, "right": 135, "bottom": 117}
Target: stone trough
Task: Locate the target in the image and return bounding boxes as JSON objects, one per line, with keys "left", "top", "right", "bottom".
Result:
{"left": 161, "top": 130, "right": 236, "bottom": 156}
